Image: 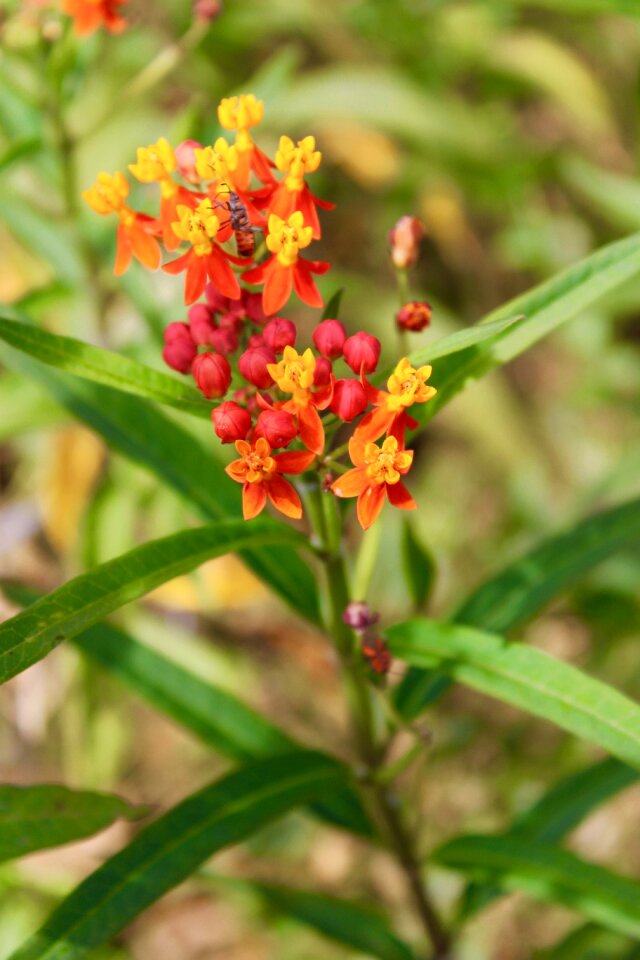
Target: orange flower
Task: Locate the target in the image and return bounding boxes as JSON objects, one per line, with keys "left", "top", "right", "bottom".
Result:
{"left": 267, "top": 135, "right": 334, "bottom": 240}
{"left": 217, "top": 95, "right": 274, "bottom": 189}
{"left": 195, "top": 139, "right": 265, "bottom": 228}
{"left": 225, "top": 437, "right": 315, "bottom": 520}
{"left": 331, "top": 435, "right": 416, "bottom": 530}
{"left": 357, "top": 357, "right": 437, "bottom": 445}
{"left": 82, "top": 171, "right": 161, "bottom": 276}
{"left": 63, "top": 0, "right": 127, "bottom": 35}
{"left": 242, "top": 212, "right": 329, "bottom": 316}
{"left": 162, "top": 198, "right": 242, "bottom": 304}
{"left": 266, "top": 346, "right": 332, "bottom": 454}
{"left": 129, "top": 138, "right": 199, "bottom": 250}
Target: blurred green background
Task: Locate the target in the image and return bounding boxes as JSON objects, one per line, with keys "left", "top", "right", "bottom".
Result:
{"left": 0, "top": 1, "right": 639, "bottom": 958}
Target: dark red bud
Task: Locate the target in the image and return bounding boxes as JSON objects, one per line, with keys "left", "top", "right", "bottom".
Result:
{"left": 205, "top": 283, "right": 230, "bottom": 314}
{"left": 238, "top": 345, "right": 276, "bottom": 389}
{"left": 396, "top": 300, "right": 432, "bottom": 332}
{"left": 209, "top": 327, "right": 238, "bottom": 355}
{"left": 212, "top": 401, "right": 252, "bottom": 443}
{"left": 313, "top": 356, "right": 333, "bottom": 387}
{"left": 175, "top": 140, "right": 203, "bottom": 185}
{"left": 247, "top": 333, "right": 265, "bottom": 349}
{"left": 343, "top": 332, "right": 381, "bottom": 375}
{"left": 343, "top": 601, "right": 380, "bottom": 630}
{"left": 312, "top": 318, "right": 346, "bottom": 359}
{"left": 188, "top": 304, "right": 218, "bottom": 346}
{"left": 194, "top": 0, "right": 223, "bottom": 21}
{"left": 255, "top": 409, "right": 298, "bottom": 449}
{"left": 330, "top": 379, "right": 368, "bottom": 421}
{"left": 192, "top": 352, "right": 231, "bottom": 399}
{"left": 242, "top": 290, "right": 267, "bottom": 325}
{"left": 163, "top": 323, "right": 196, "bottom": 374}
{"left": 262, "top": 317, "right": 296, "bottom": 354}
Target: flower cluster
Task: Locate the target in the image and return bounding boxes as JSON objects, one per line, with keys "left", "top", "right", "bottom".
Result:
{"left": 83, "top": 95, "right": 437, "bottom": 528}
{"left": 62, "top": 0, "right": 128, "bottom": 35}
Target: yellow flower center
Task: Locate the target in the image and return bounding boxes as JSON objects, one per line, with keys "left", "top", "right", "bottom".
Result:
{"left": 275, "top": 135, "right": 322, "bottom": 192}
{"left": 235, "top": 438, "right": 276, "bottom": 483}
{"left": 267, "top": 346, "right": 316, "bottom": 404}
{"left": 194, "top": 138, "right": 239, "bottom": 183}
{"left": 266, "top": 212, "right": 313, "bottom": 267}
{"left": 218, "top": 94, "right": 264, "bottom": 153}
{"left": 364, "top": 436, "right": 413, "bottom": 486}
{"left": 172, "top": 198, "right": 220, "bottom": 256}
{"left": 385, "top": 358, "right": 436, "bottom": 412}
{"left": 129, "top": 138, "right": 176, "bottom": 188}
{"left": 82, "top": 171, "right": 129, "bottom": 216}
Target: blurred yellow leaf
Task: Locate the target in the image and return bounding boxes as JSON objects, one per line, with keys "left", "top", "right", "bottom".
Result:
{"left": 149, "top": 555, "right": 267, "bottom": 612}
{"left": 316, "top": 119, "right": 401, "bottom": 187}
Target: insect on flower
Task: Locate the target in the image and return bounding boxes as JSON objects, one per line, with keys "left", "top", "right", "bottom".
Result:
{"left": 213, "top": 183, "right": 257, "bottom": 258}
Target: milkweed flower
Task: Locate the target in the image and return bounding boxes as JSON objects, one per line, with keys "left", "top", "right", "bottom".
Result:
{"left": 396, "top": 300, "right": 432, "bottom": 332}
{"left": 63, "top": 0, "right": 127, "bottom": 35}
{"left": 331, "top": 435, "right": 416, "bottom": 530}
{"left": 267, "top": 136, "right": 334, "bottom": 240}
{"left": 82, "top": 171, "right": 161, "bottom": 275}
{"left": 129, "top": 138, "right": 198, "bottom": 250}
{"left": 242, "top": 212, "right": 329, "bottom": 316}
{"left": 266, "top": 346, "right": 332, "bottom": 454}
{"left": 163, "top": 198, "right": 242, "bottom": 304}
{"left": 357, "top": 357, "right": 437, "bottom": 445}
{"left": 225, "top": 437, "right": 316, "bottom": 520}
{"left": 218, "top": 95, "right": 274, "bottom": 189}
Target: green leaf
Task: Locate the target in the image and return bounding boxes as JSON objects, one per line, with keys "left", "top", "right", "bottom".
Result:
{"left": 388, "top": 619, "right": 640, "bottom": 769}
{"left": 394, "top": 497, "right": 640, "bottom": 718}
{"left": 0, "top": 316, "right": 212, "bottom": 420}
{"left": 0, "top": 353, "right": 321, "bottom": 623}
{"left": 405, "top": 314, "right": 521, "bottom": 368}
{"left": 461, "top": 758, "right": 639, "bottom": 917}
{"left": 0, "top": 785, "right": 145, "bottom": 863}
{"left": 229, "top": 878, "right": 415, "bottom": 960}
{"left": 400, "top": 520, "right": 436, "bottom": 610}
{"left": 0, "top": 194, "right": 83, "bottom": 285}
{"left": 434, "top": 834, "right": 640, "bottom": 939}
{"left": 322, "top": 287, "right": 345, "bottom": 320}
{"left": 0, "top": 519, "right": 306, "bottom": 684}
{"left": 1, "top": 582, "right": 374, "bottom": 840}
{"left": 535, "top": 923, "right": 636, "bottom": 960}
{"left": 411, "top": 232, "right": 640, "bottom": 426}
{"left": 9, "top": 752, "right": 347, "bottom": 960}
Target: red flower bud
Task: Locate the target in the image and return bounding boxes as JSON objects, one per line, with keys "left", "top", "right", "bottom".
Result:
{"left": 192, "top": 352, "right": 231, "bottom": 399}
{"left": 262, "top": 317, "right": 296, "bottom": 354}
{"left": 389, "top": 215, "right": 426, "bottom": 270}
{"left": 163, "top": 323, "right": 196, "bottom": 374}
{"left": 234, "top": 387, "right": 260, "bottom": 416}
{"left": 212, "top": 401, "right": 252, "bottom": 443}
{"left": 242, "top": 290, "right": 267, "bottom": 325}
{"left": 396, "top": 300, "right": 432, "bottom": 332}
{"left": 175, "top": 140, "right": 203, "bottom": 186}
{"left": 313, "top": 356, "right": 333, "bottom": 387}
{"left": 343, "top": 601, "right": 380, "bottom": 630}
{"left": 238, "top": 345, "right": 276, "bottom": 388}
{"left": 330, "top": 379, "right": 368, "bottom": 421}
{"left": 194, "top": 0, "right": 223, "bottom": 21}
{"left": 255, "top": 409, "right": 298, "bottom": 449}
{"left": 205, "top": 284, "right": 231, "bottom": 314}
{"left": 209, "top": 327, "right": 238, "bottom": 355}
{"left": 247, "top": 333, "right": 265, "bottom": 349}
{"left": 312, "top": 318, "right": 346, "bottom": 359}
{"left": 188, "top": 303, "right": 217, "bottom": 346}
{"left": 343, "top": 332, "right": 381, "bottom": 375}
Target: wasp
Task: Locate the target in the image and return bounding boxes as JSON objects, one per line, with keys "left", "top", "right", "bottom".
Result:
{"left": 213, "top": 184, "right": 256, "bottom": 258}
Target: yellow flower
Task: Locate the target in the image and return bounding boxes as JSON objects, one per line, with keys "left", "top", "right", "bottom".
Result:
{"left": 129, "top": 138, "right": 176, "bottom": 187}
{"left": 267, "top": 346, "right": 316, "bottom": 404}
{"left": 82, "top": 171, "right": 129, "bottom": 215}
{"left": 172, "top": 198, "right": 220, "bottom": 256}
{"left": 266, "top": 212, "right": 313, "bottom": 267}
{"left": 385, "top": 358, "right": 436, "bottom": 412}
{"left": 194, "top": 137, "right": 239, "bottom": 182}
{"left": 363, "top": 436, "right": 413, "bottom": 486}
{"left": 275, "top": 135, "right": 322, "bottom": 192}
{"left": 218, "top": 94, "right": 264, "bottom": 152}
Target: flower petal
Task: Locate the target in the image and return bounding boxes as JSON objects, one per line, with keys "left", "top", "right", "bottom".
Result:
{"left": 185, "top": 253, "right": 208, "bottom": 305}
{"left": 293, "top": 258, "right": 323, "bottom": 308}
{"left": 263, "top": 260, "right": 293, "bottom": 315}
{"left": 242, "top": 481, "right": 267, "bottom": 520}
{"left": 297, "top": 403, "right": 324, "bottom": 455}
{"left": 354, "top": 406, "right": 395, "bottom": 444}
{"left": 162, "top": 250, "right": 192, "bottom": 275}
{"left": 387, "top": 480, "right": 416, "bottom": 511}
{"left": 331, "top": 466, "right": 368, "bottom": 498}
{"left": 207, "top": 247, "right": 241, "bottom": 300}
{"left": 114, "top": 224, "right": 132, "bottom": 276}
{"left": 273, "top": 449, "right": 316, "bottom": 475}
{"left": 356, "top": 483, "right": 386, "bottom": 530}
{"left": 267, "top": 475, "right": 302, "bottom": 519}
{"left": 129, "top": 223, "right": 161, "bottom": 270}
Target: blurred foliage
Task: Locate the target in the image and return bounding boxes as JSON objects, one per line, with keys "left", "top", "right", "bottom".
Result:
{"left": 0, "top": 1, "right": 639, "bottom": 959}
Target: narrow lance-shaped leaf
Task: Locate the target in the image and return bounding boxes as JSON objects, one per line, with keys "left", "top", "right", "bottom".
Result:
{"left": 8, "top": 752, "right": 347, "bottom": 960}
{"left": 0, "top": 519, "right": 306, "bottom": 684}
{"left": 434, "top": 834, "right": 640, "bottom": 940}
{"left": 1, "top": 583, "right": 375, "bottom": 840}
{"left": 388, "top": 618, "right": 640, "bottom": 770}
{"left": 394, "top": 497, "right": 640, "bottom": 718}
{"left": 400, "top": 519, "right": 436, "bottom": 611}
{"left": 213, "top": 875, "right": 415, "bottom": 960}
{"left": 0, "top": 785, "right": 146, "bottom": 863}
{"left": 0, "top": 315, "right": 213, "bottom": 420}
{"left": 411, "top": 231, "right": 640, "bottom": 425}
{"left": 0, "top": 350, "right": 321, "bottom": 623}
{"left": 461, "top": 757, "right": 639, "bottom": 918}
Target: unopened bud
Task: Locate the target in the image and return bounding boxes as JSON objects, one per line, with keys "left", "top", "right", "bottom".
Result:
{"left": 313, "top": 318, "right": 346, "bottom": 359}
{"left": 163, "top": 323, "right": 196, "bottom": 374}
{"left": 330, "top": 379, "right": 367, "bottom": 422}
{"left": 175, "top": 140, "right": 203, "bottom": 186}
{"left": 194, "top": 0, "right": 223, "bottom": 20}
{"left": 343, "top": 331, "right": 381, "bottom": 375}
{"left": 396, "top": 300, "right": 432, "bottom": 332}
{"left": 389, "top": 215, "right": 426, "bottom": 270}
{"left": 255, "top": 409, "right": 298, "bottom": 448}
{"left": 262, "top": 317, "right": 296, "bottom": 354}
{"left": 212, "top": 401, "right": 252, "bottom": 443}
{"left": 238, "top": 346, "right": 276, "bottom": 389}
{"left": 192, "top": 352, "right": 231, "bottom": 399}
{"left": 343, "top": 601, "right": 380, "bottom": 630}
